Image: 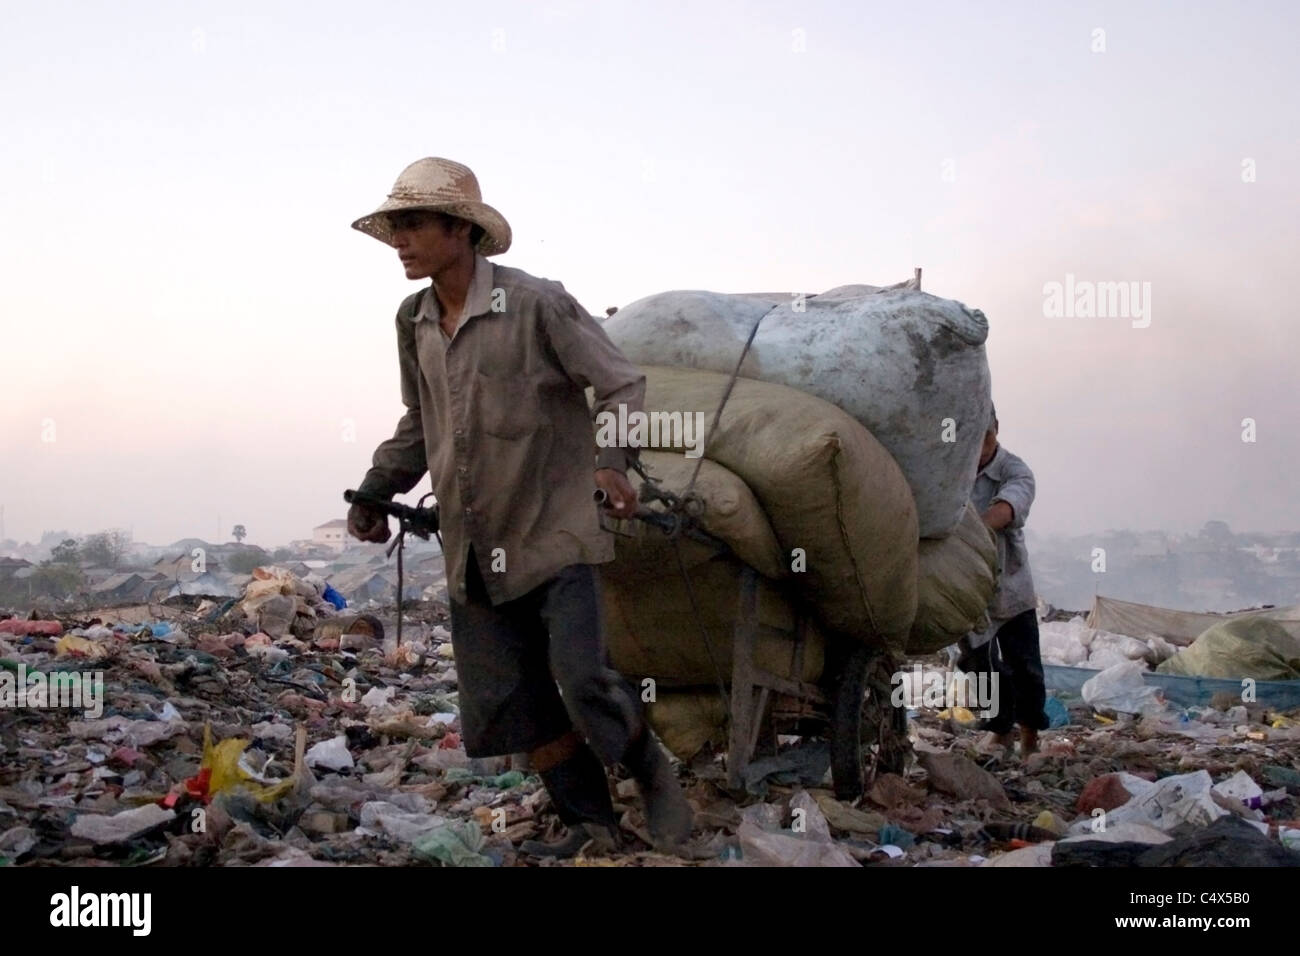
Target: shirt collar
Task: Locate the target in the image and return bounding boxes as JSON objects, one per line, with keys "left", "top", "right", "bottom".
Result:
{"left": 977, "top": 443, "right": 1005, "bottom": 478}
{"left": 415, "top": 254, "right": 495, "bottom": 326}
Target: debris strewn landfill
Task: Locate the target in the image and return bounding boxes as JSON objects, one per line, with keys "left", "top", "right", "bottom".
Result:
{"left": 4, "top": 588, "right": 1299, "bottom": 867}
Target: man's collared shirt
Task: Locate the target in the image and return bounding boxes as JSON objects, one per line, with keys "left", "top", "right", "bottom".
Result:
{"left": 426, "top": 251, "right": 497, "bottom": 341}
{"left": 359, "top": 253, "right": 646, "bottom": 606}
{"left": 967, "top": 443, "right": 1037, "bottom": 646}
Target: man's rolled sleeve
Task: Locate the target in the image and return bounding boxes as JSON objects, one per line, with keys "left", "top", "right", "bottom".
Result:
{"left": 359, "top": 311, "right": 429, "bottom": 497}
{"left": 992, "top": 460, "right": 1035, "bottom": 530}
{"left": 542, "top": 292, "right": 646, "bottom": 474}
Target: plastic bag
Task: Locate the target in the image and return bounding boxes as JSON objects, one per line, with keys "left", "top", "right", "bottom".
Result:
{"left": 1081, "top": 661, "right": 1164, "bottom": 715}
{"left": 184, "top": 724, "right": 304, "bottom": 804}
{"left": 1043, "top": 696, "right": 1070, "bottom": 728}
{"left": 412, "top": 822, "right": 494, "bottom": 867}
{"left": 735, "top": 795, "right": 860, "bottom": 866}
{"left": 305, "top": 734, "right": 355, "bottom": 772}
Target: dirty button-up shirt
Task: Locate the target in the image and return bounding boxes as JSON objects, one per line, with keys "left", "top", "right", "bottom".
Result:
{"left": 358, "top": 253, "right": 646, "bottom": 606}
{"left": 966, "top": 443, "right": 1038, "bottom": 647}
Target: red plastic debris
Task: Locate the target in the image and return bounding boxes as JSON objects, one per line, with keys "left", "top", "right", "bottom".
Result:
{"left": 184, "top": 767, "right": 213, "bottom": 803}
{"left": 109, "top": 746, "right": 145, "bottom": 769}
{"left": 1076, "top": 773, "right": 1139, "bottom": 814}
{"left": 0, "top": 619, "right": 63, "bottom": 637}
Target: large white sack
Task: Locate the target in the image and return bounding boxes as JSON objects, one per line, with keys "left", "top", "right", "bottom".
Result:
{"left": 604, "top": 286, "right": 993, "bottom": 538}
{"left": 1086, "top": 646, "right": 1133, "bottom": 670}
{"left": 1090, "top": 632, "right": 1151, "bottom": 662}
{"left": 1038, "top": 621, "right": 1090, "bottom": 666}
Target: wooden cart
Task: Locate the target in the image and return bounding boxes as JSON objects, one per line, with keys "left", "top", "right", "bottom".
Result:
{"left": 720, "top": 564, "right": 909, "bottom": 799}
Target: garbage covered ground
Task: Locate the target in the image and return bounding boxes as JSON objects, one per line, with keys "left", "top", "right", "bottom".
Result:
{"left": 3, "top": 595, "right": 1300, "bottom": 868}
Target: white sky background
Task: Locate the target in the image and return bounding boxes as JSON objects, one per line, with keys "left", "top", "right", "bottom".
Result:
{"left": 1, "top": 0, "right": 1297, "bottom": 548}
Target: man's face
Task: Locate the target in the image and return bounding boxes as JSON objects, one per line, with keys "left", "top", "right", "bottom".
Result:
{"left": 979, "top": 426, "right": 998, "bottom": 467}
{"left": 388, "top": 211, "right": 471, "bottom": 280}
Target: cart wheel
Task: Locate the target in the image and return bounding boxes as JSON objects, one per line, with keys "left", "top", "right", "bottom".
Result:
{"left": 830, "top": 645, "right": 910, "bottom": 801}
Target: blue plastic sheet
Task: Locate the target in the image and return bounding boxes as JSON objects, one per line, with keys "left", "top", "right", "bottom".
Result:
{"left": 1044, "top": 664, "right": 1300, "bottom": 710}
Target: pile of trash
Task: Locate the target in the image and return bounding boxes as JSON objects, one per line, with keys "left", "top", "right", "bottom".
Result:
{"left": 3, "top": 593, "right": 1299, "bottom": 867}
{"left": 234, "top": 566, "right": 349, "bottom": 639}
{"left": 710, "top": 689, "right": 1300, "bottom": 868}
{"left": 0, "top": 596, "right": 542, "bottom": 868}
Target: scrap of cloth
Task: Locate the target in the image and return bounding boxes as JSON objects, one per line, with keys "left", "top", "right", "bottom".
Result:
{"left": 359, "top": 253, "right": 646, "bottom": 606}
{"left": 966, "top": 444, "right": 1037, "bottom": 648}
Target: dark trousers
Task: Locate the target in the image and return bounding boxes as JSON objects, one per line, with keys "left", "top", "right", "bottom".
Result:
{"left": 958, "top": 609, "right": 1048, "bottom": 734}
{"left": 448, "top": 549, "right": 642, "bottom": 763}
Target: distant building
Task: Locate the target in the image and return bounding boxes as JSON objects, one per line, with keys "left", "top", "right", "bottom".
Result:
{"left": 79, "top": 566, "right": 118, "bottom": 588}
{"left": 0, "top": 557, "right": 32, "bottom": 582}
{"left": 286, "top": 539, "right": 341, "bottom": 559}
{"left": 313, "top": 519, "right": 348, "bottom": 552}
{"left": 90, "top": 571, "right": 168, "bottom": 603}
{"left": 154, "top": 552, "right": 219, "bottom": 577}
{"left": 328, "top": 566, "right": 396, "bottom": 603}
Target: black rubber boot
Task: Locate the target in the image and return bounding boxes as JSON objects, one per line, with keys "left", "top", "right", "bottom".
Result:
{"left": 623, "top": 729, "right": 694, "bottom": 851}
{"left": 520, "top": 746, "right": 619, "bottom": 858}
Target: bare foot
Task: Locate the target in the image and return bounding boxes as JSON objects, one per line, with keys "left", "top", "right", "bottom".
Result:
{"left": 1019, "top": 726, "right": 1040, "bottom": 757}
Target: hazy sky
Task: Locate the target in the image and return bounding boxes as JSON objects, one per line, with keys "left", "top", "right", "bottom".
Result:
{"left": 3, "top": 0, "right": 1297, "bottom": 549}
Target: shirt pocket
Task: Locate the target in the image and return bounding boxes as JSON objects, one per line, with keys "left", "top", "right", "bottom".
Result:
{"left": 474, "top": 370, "right": 540, "bottom": 440}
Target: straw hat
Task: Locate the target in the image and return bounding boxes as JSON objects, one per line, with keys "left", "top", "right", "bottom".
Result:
{"left": 351, "top": 157, "right": 512, "bottom": 256}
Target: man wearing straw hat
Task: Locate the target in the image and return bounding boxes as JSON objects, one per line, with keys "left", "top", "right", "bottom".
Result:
{"left": 345, "top": 158, "right": 693, "bottom": 856}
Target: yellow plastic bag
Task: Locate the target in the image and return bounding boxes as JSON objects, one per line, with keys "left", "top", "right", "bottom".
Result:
{"left": 937, "top": 706, "right": 976, "bottom": 724}
{"left": 55, "top": 635, "right": 106, "bottom": 658}
{"left": 195, "top": 724, "right": 304, "bottom": 803}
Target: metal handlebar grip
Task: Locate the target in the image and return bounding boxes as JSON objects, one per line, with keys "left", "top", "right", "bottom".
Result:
{"left": 344, "top": 489, "right": 441, "bottom": 538}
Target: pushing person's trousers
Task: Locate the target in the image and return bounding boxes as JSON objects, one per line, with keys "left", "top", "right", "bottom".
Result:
{"left": 957, "top": 608, "right": 1048, "bottom": 735}
{"left": 448, "top": 547, "right": 642, "bottom": 763}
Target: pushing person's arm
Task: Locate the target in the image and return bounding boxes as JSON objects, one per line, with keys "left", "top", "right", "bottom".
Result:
{"left": 982, "top": 454, "right": 1035, "bottom": 533}
{"left": 982, "top": 500, "right": 1015, "bottom": 531}
{"left": 350, "top": 306, "right": 430, "bottom": 541}
{"left": 541, "top": 291, "right": 646, "bottom": 519}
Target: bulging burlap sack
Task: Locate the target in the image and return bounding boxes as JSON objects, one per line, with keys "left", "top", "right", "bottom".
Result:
{"left": 631, "top": 365, "right": 918, "bottom": 649}
{"left": 644, "top": 690, "right": 728, "bottom": 762}
{"left": 907, "top": 501, "right": 997, "bottom": 654}
{"left": 603, "top": 554, "right": 825, "bottom": 685}
{"left": 606, "top": 450, "right": 785, "bottom": 581}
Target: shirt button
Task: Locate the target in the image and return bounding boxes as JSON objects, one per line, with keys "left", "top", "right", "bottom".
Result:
{"left": 464, "top": 507, "right": 473, "bottom": 516}
{"left": 454, "top": 429, "right": 464, "bottom": 437}
{"left": 458, "top": 466, "right": 468, "bottom": 476}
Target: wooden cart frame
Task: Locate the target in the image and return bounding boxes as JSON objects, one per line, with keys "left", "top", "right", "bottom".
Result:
{"left": 722, "top": 566, "right": 909, "bottom": 799}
